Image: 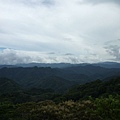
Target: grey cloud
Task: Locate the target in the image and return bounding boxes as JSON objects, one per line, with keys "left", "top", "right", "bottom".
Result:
{"left": 104, "top": 40, "right": 119, "bottom": 46}
{"left": 67, "top": 57, "right": 79, "bottom": 63}
{"left": 42, "top": 0, "right": 55, "bottom": 6}
{"left": 64, "top": 53, "right": 74, "bottom": 56}
{"left": 0, "top": 29, "right": 9, "bottom": 34}
{"left": 84, "top": 0, "right": 120, "bottom": 5}
{"left": 63, "top": 37, "right": 73, "bottom": 42}
{"left": 48, "top": 52, "right": 55, "bottom": 54}
{"left": 0, "top": 49, "right": 78, "bottom": 64}
{"left": 19, "top": 0, "right": 55, "bottom": 7}
{"left": 105, "top": 45, "right": 120, "bottom": 61}
{"left": 0, "top": 48, "right": 106, "bottom": 64}
{"left": 104, "top": 39, "right": 120, "bottom": 48}
{"left": 0, "top": 47, "right": 6, "bottom": 51}
{"left": 0, "top": 49, "right": 32, "bottom": 65}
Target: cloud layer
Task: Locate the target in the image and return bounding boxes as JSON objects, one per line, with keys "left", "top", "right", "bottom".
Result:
{"left": 0, "top": 0, "right": 120, "bottom": 64}
{"left": 0, "top": 48, "right": 104, "bottom": 64}
{"left": 84, "top": 0, "right": 120, "bottom": 5}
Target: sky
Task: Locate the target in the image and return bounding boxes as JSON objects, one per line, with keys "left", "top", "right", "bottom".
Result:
{"left": 0, "top": 0, "right": 120, "bottom": 64}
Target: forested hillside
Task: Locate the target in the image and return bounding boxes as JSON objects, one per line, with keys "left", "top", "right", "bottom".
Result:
{"left": 0, "top": 65, "right": 120, "bottom": 90}
{"left": 0, "top": 77, "right": 120, "bottom": 120}
{"left": 0, "top": 64, "right": 120, "bottom": 119}
{"left": 62, "top": 77, "right": 120, "bottom": 101}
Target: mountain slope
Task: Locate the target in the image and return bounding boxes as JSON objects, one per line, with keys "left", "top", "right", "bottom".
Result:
{"left": 0, "top": 65, "right": 120, "bottom": 91}
{"left": 38, "top": 76, "right": 77, "bottom": 93}
{"left": 93, "top": 62, "right": 120, "bottom": 68}
{"left": 63, "top": 77, "right": 120, "bottom": 101}
{"left": 63, "top": 65, "right": 120, "bottom": 80}
{"left": 0, "top": 67, "right": 90, "bottom": 88}
{"left": 0, "top": 77, "right": 21, "bottom": 94}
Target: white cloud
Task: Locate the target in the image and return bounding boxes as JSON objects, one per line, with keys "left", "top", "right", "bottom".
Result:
{"left": 0, "top": 48, "right": 107, "bottom": 64}
{"left": 0, "top": 0, "right": 120, "bottom": 64}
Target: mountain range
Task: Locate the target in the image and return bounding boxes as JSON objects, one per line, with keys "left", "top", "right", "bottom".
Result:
{"left": 0, "top": 61, "right": 120, "bottom": 68}
{"left": 0, "top": 62, "right": 120, "bottom": 92}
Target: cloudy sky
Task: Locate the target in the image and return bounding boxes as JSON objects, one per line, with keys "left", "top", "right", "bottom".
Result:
{"left": 0, "top": 0, "right": 120, "bottom": 64}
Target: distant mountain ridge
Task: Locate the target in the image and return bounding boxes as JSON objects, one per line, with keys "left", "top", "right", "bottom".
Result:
{"left": 92, "top": 62, "right": 120, "bottom": 68}
{"left": 0, "top": 62, "right": 120, "bottom": 68}
{"left": 0, "top": 64, "right": 120, "bottom": 92}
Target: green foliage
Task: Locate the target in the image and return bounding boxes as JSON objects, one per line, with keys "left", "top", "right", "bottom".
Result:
{"left": 94, "top": 95, "right": 120, "bottom": 120}
{"left": 0, "top": 77, "right": 120, "bottom": 119}
{"left": 64, "top": 77, "right": 120, "bottom": 101}
{"left": 0, "top": 95, "right": 120, "bottom": 120}
{"left": 0, "top": 77, "right": 21, "bottom": 94}
{"left": 0, "top": 102, "right": 15, "bottom": 120}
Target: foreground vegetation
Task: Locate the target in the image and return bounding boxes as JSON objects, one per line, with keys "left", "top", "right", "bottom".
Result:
{"left": 0, "top": 95, "right": 120, "bottom": 120}
{"left": 0, "top": 77, "right": 120, "bottom": 119}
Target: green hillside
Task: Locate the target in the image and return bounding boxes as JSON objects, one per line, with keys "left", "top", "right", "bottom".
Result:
{"left": 0, "top": 76, "right": 120, "bottom": 119}
{"left": 63, "top": 77, "right": 120, "bottom": 101}
{"left": 0, "top": 77, "right": 21, "bottom": 94}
